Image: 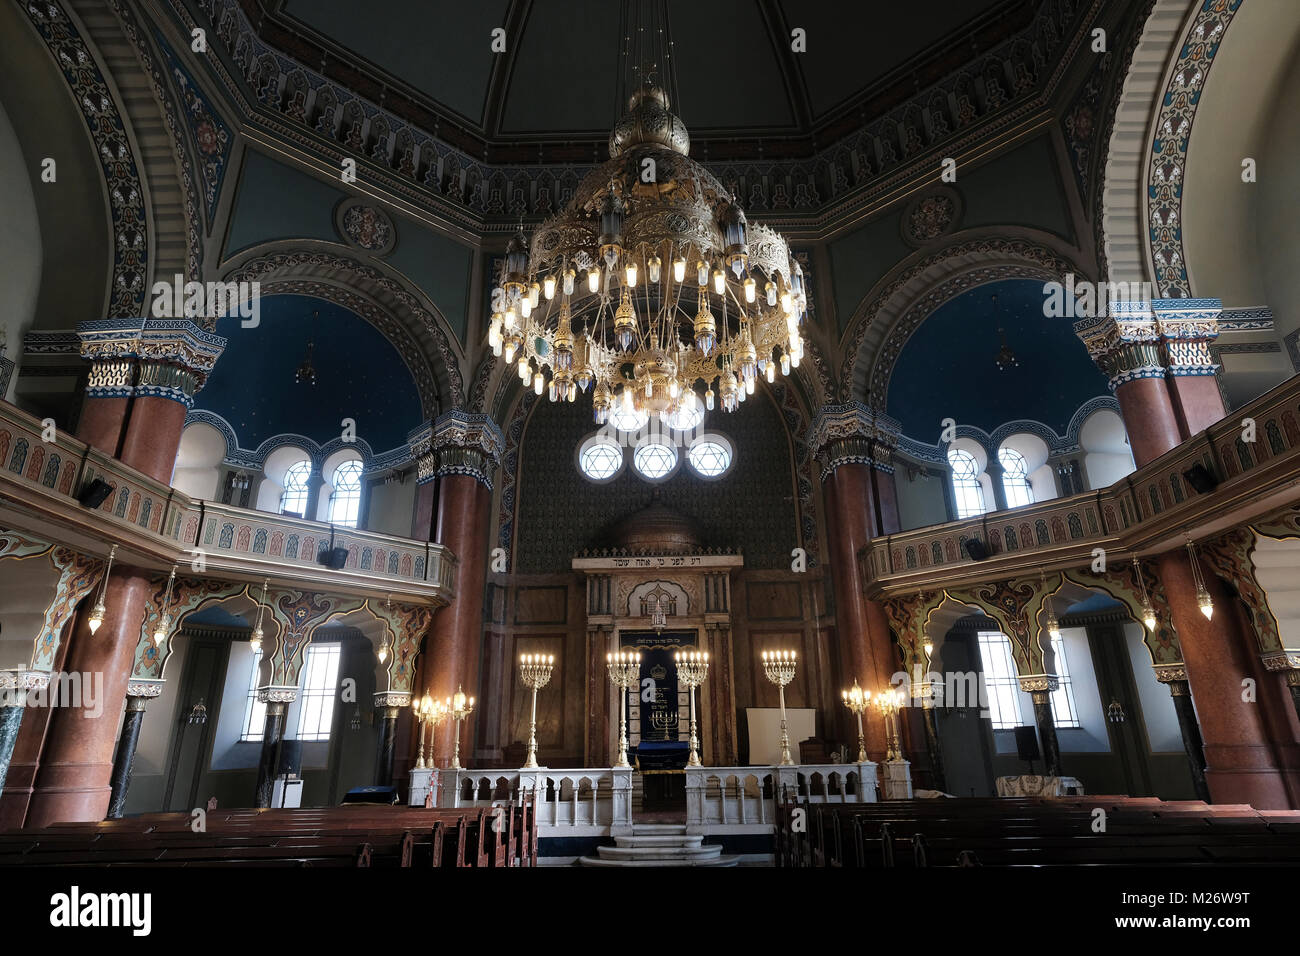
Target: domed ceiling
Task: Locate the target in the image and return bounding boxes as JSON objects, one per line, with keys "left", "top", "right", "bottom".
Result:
{"left": 255, "top": 0, "right": 1028, "bottom": 157}
{"left": 886, "top": 278, "right": 1111, "bottom": 440}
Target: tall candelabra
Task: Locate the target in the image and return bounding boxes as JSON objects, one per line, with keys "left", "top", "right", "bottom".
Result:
{"left": 605, "top": 651, "right": 641, "bottom": 768}
{"left": 875, "top": 688, "right": 906, "bottom": 761}
{"left": 448, "top": 685, "right": 475, "bottom": 770}
{"left": 519, "top": 654, "right": 555, "bottom": 769}
{"left": 841, "top": 680, "right": 871, "bottom": 763}
{"left": 412, "top": 694, "right": 446, "bottom": 769}
{"left": 675, "top": 650, "right": 710, "bottom": 767}
{"left": 761, "top": 650, "right": 797, "bottom": 766}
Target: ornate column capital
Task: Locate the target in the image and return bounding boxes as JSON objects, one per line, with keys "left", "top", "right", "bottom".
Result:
{"left": 1153, "top": 298, "right": 1222, "bottom": 377}
{"left": 126, "top": 678, "right": 166, "bottom": 699}
{"left": 373, "top": 691, "right": 411, "bottom": 709}
{"left": 1017, "top": 674, "right": 1059, "bottom": 694}
{"left": 257, "top": 685, "right": 299, "bottom": 704}
{"left": 1260, "top": 650, "right": 1300, "bottom": 675}
{"left": 408, "top": 408, "right": 505, "bottom": 489}
{"left": 808, "top": 401, "right": 900, "bottom": 476}
{"left": 1153, "top": 662, "right": 1189, "bottom": 684}
{"left": 1074, "top": 301, "right": 1165, "bottom": 391}
{"left": 77, "top": 318, "right": 226, "bottom": 407}
{"left": 0, "top": 669, "right": 51, "bottom": 707}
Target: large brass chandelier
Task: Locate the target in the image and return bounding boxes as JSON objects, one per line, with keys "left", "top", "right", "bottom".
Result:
{"left": 487, "top": 79, "right": 807, "bottom": 427}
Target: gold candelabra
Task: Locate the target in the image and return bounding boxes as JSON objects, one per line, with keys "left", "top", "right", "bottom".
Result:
{"left": 761, "top": 649, "right": 797, "bottom": 766}
{"left": 519, "top": 653, "right": 555, "bottom": 769}
{"left": 875, "top": 688, "right": 906, "bottom": 761}
{"left": 674, "top": 650, "right": 710, "bottom": 767}
{"left": 448, "top": 685, "right": 475, "bottom": 770}
{"left": 840, "top": 680, "right": 871, "bottom": 763}
{"left": 605, "top": 650, "right": 641, "bottom": 768}
{"left": 412, "top": 694, "right": 447, "bottom": 769}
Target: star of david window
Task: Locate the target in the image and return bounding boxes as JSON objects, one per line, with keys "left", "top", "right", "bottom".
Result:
{"left": 633, "top": 438, "right": 678, "bottom": 480}
{"left": 688, "top": 436, "right": 733, "bottom": 478}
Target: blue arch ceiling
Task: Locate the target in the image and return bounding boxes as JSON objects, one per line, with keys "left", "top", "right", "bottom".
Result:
{"left": 886, "top": 278, "right": 1110, "bottom": 440}
{"left": 196, "top": 294, "right": 422, "bottom": 453}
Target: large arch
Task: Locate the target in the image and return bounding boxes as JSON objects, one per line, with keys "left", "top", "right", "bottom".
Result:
{"left": 837, "top": 231, "right": 1089, "bottom": 404}
{"left": 222, "top": 244, "right": 464, "bottom": 412}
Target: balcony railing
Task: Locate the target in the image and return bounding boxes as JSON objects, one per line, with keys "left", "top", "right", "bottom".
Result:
{"left": 864, "top": 375, "right": 1300, "bottom": 593}
{"left": 0, "top": 400, "right": 455, "bottom": 603}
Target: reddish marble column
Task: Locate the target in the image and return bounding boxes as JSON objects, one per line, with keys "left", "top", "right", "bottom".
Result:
{"left": 75, "top": 396, "right": 130, "bottom": 458}
{"left": 1167, "top": 375, "right": 1227, "bottom": 439}
{"left": 823, "top": 463, "right": 893, "bottom": 760}
{"left": 118, "top": 395, "right": 189, "bottom": 484}
{"left": 27, "top": 570, "right": 151, "bottom": 826}
{"left": 1114, "top": 377, "right": 1184, "bottom": 468}
{"left": 412, "top": 479, "right": 437, "bottom": 541}
{"left": 1156, "top": 550, "right": 1293, "bottom": 808}
{"left": 422, "top": 474, "right": 492, "bottom": 763}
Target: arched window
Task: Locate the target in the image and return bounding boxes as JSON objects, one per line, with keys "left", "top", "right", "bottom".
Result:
{"left": 948, "top": 449, "right": 986, "bottom": 519}
{"left": 1049, "top": 633, "right": 1081, "bottom": 729}
{"left": 328, "top": 460, "right": 364, "bottom": 527}
{"left": 998, "top": 447, "right": 1034, "bottom": 508}
{"left": 975, "top": 631, "right": 1024, "bottom": 730}
{"left": 279, "top": 461, "right": 311, "bottom": 517}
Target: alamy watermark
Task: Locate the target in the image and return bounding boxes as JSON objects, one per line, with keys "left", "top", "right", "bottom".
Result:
{"left": 1, "top": 671, "right": 105, "bottom": 717}
{"left": 1042, "top": 275, "right": 1157, "bottom": 319}
{"left": 150, "top": 274, "right": 260, "bottom": 327}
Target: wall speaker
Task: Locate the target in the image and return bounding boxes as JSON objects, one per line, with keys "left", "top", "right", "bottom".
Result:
{"left": 276, "top": 739, "right": 303, "bottom": 776}
{"left": 1014, "top": 725, "right": 1041, "bottom": 762}
{"left": 318, "top": 546, "right": 348, "bottom": 570}
{"left": 964, "top": 539, "right": 989, "bottom": 561}
{"left": 1183, "top": 463, "right": 1218, "bottom": 495}
{"left": 77, "top": 478, "right": 113, "bottom": 509}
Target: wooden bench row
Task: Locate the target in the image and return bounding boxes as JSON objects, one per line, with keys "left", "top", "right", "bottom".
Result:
{"left": 0, "top": 801, "right": 538, "bottom": 868}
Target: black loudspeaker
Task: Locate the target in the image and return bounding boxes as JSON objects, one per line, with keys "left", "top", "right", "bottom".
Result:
{"left": 1015, "top": 725, "right": 1041, "bottom": 762}
{"left": 77, "top": 478, "right": 113, "bottom": 509}
{"left": 1183, "top": 463, "right": 1219, "bottom": 495}
{"left": 317, "top": 546, "right": 348, "bottom": 570}
{"left": 964, "top": 538, "right": 989, "bottom": 561}
{"left": 276, "top": 739, "right": 303, "bottom": 776}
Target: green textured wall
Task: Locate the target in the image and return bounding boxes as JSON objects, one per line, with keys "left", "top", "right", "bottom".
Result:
{"left": 513, "top": 389, "right": 800, "bottom": 573}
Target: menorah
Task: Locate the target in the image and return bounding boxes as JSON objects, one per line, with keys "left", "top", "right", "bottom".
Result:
{"left": 412, "top": 694, "right": 447, "bottom": 769}
{"left": 841, "top": 679, "right": 871, "bottom": 764}
{"left": 675, "top": 650, "right": 710, "bottom": 767}
{"left": 448, "top": 685, "right": 475, "bottom": 770}
{"left": 519, "top": 653, "right": 555, "bottom": 769}
{"left": 761, "top": 649, "right": 797, "bottom": 766}
{"left": 605, "top": 651, "right": 641, "bottom": 768}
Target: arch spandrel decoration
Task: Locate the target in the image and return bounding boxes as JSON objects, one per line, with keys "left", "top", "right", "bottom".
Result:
{"left": 1059, "top": 565, "right": 1184, "bottom": 675}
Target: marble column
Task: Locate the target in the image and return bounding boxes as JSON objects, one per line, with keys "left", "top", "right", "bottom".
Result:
{"left": 107, "top": 686, "right": 160, "bottom": 819}
{"left": 1163, "top": 675, "right": 1211, "bottom": 803}
{"left": 1153, "top": 298, "right": 1226, "bottom": 438}
{"left": 28, "top": 321, "right": 225, "bottom": 825}
{"left": 986, "top": 458, "right": 1010, "bottom": 513}
{"left": 811, "top": 403, "right": 902, "bottom": 760}
{"left": 1026, "top": 682, "right": 1062, "bottom": 776}
{"left": 0, "top": 672, "right": 49, "bottom": 793}
{"left": 373, "top": 692, "right": 410, "bottom": 787}
{"left": 1156, "top": 550, "right": 1292, "bottom": 808}
{"left": 408, "top": 411, "right": 503, "bottom": 763}
{"left": 253, "top": 688, "right": 296, "bottom": 808}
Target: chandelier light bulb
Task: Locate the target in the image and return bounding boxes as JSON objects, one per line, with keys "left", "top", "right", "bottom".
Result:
{"left": 766, "top": 281, "right": 777, "bottom": 306}
{"left": 250, "top": 625, "right": 263, "bottom": 654}
{"left": 377, "top": 640, "right": 389, "bottom": 664}
{"left": 673, "top": 257, "right": 687, "bottom": 283}
{"left": 567, "top": 382, "right": 576, "bottom": 402}
{"left": 529, "top": 283, "right": 541, "bottom": 308}
{"left": 1198, "top": 589, "right": 1214, "bottom": 620}
{"left": 697, "top": 261, "right": 708, "bottom": 286}
{"left": 543, "top": 274, "right": 557, "bottom": 299}
{"left": 520, "top": 296, "right": 532, "bottom": 319}
{"left": 1142, "top": 606, "right": 1157, "bottom": 632}
{"left": 88, "top": 600, "right": 106, "bottom": 634}
{"left": 588, "top": 267, "right": 601, "bottom": 293}
{"left": 152, "top": 614, "right": 170, "bottom": 646}
{"left": 705, "top": 388, "right": 715, "bottom": 411}
{"left": 503, "top": 305, "right": 517, "bottom": 330}
{"left": 517, "top": 356, "right": 529, "bottom": 381}
{"left": 712, "top": 268, "right": 725, "bottom": 295}
{"left": 766, "top": 362, "right": 775, "bottom": 383}
{"left": 746, "top": 375, "right": 755, "bottom": 395}
{"left": 548, "top": 380, "right": 557, "bottom": 402}
{"left": 744, "top": 277, "right": 756, "bottom": 302}
{"left": 626, "top": 262, "right": 638, "bottom": 287}
{"left": 780, "top": 290, "right": 793, "bottom": 313}
{"left": 563, "top": 269, "right": 575, "bottom": 296}
{"left": 648, "top": 255, "right": 661, "bottom": 284}
{"left": 533, "top": 371, "right": 545, "bottom": 395}
{"left": 781, "top": 353, "right": 790, "bottom": 376}
{"left": 503, "top": 339, "right": 516, "bottom": 362}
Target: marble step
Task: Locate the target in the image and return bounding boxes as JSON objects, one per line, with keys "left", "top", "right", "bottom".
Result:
{"left": 597, "top": 843, "right": 721, "bottom": 861}
{"left": 614, "top": 834, "right": 704, "bottom": 848}
{"left": 628, "top": 824, "right": 688, "bottom": 834}
{"left": 578, "top": 852, "right": 739, "bottom": 868}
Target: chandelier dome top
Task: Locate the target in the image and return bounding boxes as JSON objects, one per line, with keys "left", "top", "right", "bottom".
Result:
{"left": 608, "top": 84, "right": 690, "bottom": 159}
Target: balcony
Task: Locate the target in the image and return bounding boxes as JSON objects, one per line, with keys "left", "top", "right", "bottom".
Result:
{"left": 863, "top": 375, "right": 1300, "bottom": 594}
{"left": 0, "top": 401, "right": 456, "bottom": 604}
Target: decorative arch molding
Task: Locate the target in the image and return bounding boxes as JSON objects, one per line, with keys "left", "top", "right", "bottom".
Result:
{"left": 222, "top": 245, "right": 463, "bottom": 412}
{"left": 182, "top": 408, "right": 400, "bottom": 474}
{"left": 896, "top": 396, "right": 1124, "bottom": 464}
{"left": 837, "top": 231, "right": 1089, "bottom": 404}
{"left": 1101, "top": 0, "right": 1244, "bottom": 296}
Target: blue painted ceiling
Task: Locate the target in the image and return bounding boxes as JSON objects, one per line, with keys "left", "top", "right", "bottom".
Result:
{"left": 886, "top": 278, "right": 1109, "bottom": 441}
{"left": 195, "top": 294, "right": 423, "bottom": 453}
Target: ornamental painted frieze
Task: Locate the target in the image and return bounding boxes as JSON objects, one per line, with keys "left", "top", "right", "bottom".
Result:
{"left": 154, "top": 28, "right": 231, "bottom": 220}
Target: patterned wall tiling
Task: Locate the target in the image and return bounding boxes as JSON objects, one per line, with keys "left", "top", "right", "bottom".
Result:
{"left": 514, "top": 389, "right": 801, "bottom": 573}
